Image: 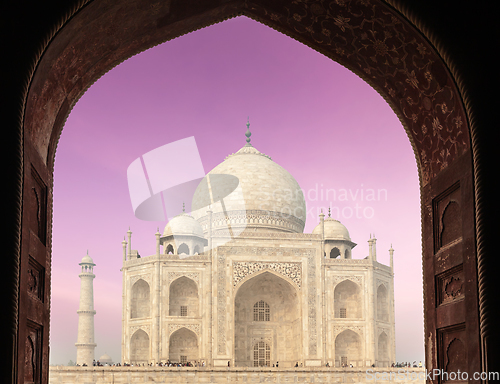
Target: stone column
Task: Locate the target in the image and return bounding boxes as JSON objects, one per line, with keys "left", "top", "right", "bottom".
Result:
{"left": 127, "top": 228, "right": 132, "bottom": 258}
{"left": 366, "top": 261, "right": 376, "bottom": 366}
{"left": 75, "top": 253, "right": 97, "bottom": 366}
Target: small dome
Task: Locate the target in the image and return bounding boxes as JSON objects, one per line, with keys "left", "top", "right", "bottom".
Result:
{"left": 163, "top": 213, "right": 205, "bottom": 239}
{"left": 313, "top": 218, "right": 351, "bottom": 241}
{"left": 79, "top": 253, "right": 95, "bottom": 265}
{"left": 99, "top": 353, "right": 112, "bottom": 363}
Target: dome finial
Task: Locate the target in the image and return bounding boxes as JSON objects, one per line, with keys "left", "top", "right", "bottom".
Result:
{"left": 328, "top": 207, "right": 331, "bottom": 218}
{"left": 245, "top": 117, "right": 252, "bottom": 146}
{"left": 182, "top": 202, "right": 185, "bottom": 213}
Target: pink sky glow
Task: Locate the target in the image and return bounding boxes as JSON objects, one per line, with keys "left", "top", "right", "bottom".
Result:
{"left": 50, "top": 16, "right": 423, "bottom": 365}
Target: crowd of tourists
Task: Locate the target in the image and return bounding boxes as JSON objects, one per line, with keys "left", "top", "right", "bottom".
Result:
{"left": 79, "top": 360, "right": 207, "bottom": 367}
{"left": 392, "top": 361, "right": 423, "bottom": 368}
{"left": 74, "top": 360, "right": 423, "bottom": 368}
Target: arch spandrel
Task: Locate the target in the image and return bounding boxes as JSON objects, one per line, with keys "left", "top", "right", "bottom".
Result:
{"left": 22, "top": 1, "right": 468, "bottom": 186}
{"left": 233, "top": 262, "right": 302, "bottom": 291}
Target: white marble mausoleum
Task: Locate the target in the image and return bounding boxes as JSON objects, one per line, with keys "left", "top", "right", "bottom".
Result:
{"left": 120, "top": 125, "right": 396, "bottom": 368}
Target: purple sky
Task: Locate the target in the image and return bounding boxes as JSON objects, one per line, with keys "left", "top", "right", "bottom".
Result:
{"left": 50, "top": 16, "right": 423, "bottom": 365}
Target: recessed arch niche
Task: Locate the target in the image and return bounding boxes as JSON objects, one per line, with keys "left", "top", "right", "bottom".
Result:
{"left": 234, "top": 271, "right": 301, "bottom": 367}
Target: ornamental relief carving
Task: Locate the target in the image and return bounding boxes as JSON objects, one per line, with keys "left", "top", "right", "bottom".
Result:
{"left": 130, "top": 325, "right": 150, "bottom": 336}
{"left": 218, "top": 246, "right": 313, "bottom": 258}
{"left": 248, "top": 0, "right": 468, "bottom": 186}
{"left": 308, "top": 251, "right": 317, "bottom": 356}
{"left": 251, "top": 337, "right": 272, "bottom": 346}
{"left": 376, "top": 279, "right": 389, "bottom": 290}
{"left": 332, "top": 275, "right": 363, "bottom": 287}
{"left": 216, "top": 249, "right": 226, "bottom": 354}
{"left": 378, "top": 327, "right": 390, "bottom": 337}
{"left": 199, "top": 209, "right": 305, "bottom": 232}
{"left": 233, "top": 261, "right": 302, "bottom": 289}
{"left": 333, "top": 325, "right": 364, "bottom": 338}
{"left": 130, "top": 274, "right": 151, "bottom": 286}
{"left": 168, "top": 323, "right": 200, "bottom": 336}
{"left": 167, "top": 271, "right": 200, "bottom": 286}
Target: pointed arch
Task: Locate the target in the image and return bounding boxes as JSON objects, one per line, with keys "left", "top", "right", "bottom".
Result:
{"left": 377, "top": 331, "right": 389, "bottom": 367}
{"left": 130, "top": 329, "right": 149, "bottom": 364}
{"left": 330, "top": 247, "right": 340, "bottom": 259}
{"left": 177, "top": 243, "right": 189, "bottom": 255}
{"left": 234, "top": 271, "right": 301, "bottom": 367}
{"left": 169, "top": 276, "right": 198, "bottom": 317}
{"left": 335, "top": 329, "right": 362, "bottom": 367}
{"left": 169, "top": 327, "right": 198, "bottom": 363}
{"left": 130, "top": 279, "right": 150, "bottom": 319}
{"left": 377, "top": 284, "right": 389, "bottom": 322}
{"left": 334, "top": 279, "right": 362, "bottom": 318}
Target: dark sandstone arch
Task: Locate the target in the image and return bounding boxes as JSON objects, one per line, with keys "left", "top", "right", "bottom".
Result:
{"left": 5, "top": 1, "right": 495, "bottom": 381}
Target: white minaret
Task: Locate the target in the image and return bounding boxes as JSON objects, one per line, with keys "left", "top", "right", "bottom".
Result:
{"left": 75, "top": 251, "right": 97, "bottom": 366}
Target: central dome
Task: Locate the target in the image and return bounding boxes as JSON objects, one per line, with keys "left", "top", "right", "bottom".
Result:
{"left": 191, "top": 143, "right": 306, "bottom": 235}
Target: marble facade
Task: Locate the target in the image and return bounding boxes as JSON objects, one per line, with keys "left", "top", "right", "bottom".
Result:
{"left": 120, "top": 134, "right": 396, "bottom": 368}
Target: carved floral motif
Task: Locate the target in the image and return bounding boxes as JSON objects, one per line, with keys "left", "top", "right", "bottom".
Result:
{"left": 248, "top": 0, "right": 469, "bottom": 185}
{"left": 168, "top": 323, "right": 200, "bottom": 336}
{"left": 167, "top": 272, "right": 200, "bottom": 286}
{"left": 233, "top": 262, "right": 301, "bottom": 288}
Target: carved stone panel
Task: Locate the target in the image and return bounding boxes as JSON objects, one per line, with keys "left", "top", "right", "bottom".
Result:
{"left": 167, "top": 272, "right": 200, "bottom": 286}
{"left": 233, "top": 261, "right": 301, "bottom": 289}
{"left": 30, "top": 167, "right": 47, "bottom": 246}
{"left": 130, "top": 274, "right": 152, "bottom": 286}
{"left": 433, "top": 182, "right": 461, "bottom": 253}
{"left": 308, "top": 251, "right": 317, "bottom": 356}
{"left": 436, "top": 265, "right": 464, "bottom": 306}
{"left": 332, "top": 275, "right": 363, "bottom": 288}
{"left": 25, "top": 320, "right": 42, "bottom": 384}
{"left": 27, "top": 256, "right": 44, "bottom": 302}
{"left": 333, "top": 326, "right": 364, "bottom": 338}
{"left": 217, "top": 249, "right": 226, "bottom": 355}
{"left": 437, "top": 324, "right": 467, "bottom": 382}
{"left": 168, "top": 323, "right": 200, "bottom": 337}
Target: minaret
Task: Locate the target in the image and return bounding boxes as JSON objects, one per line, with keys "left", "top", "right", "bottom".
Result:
{"left": 389, "top": 244, "right": 394, "bottom": 270}
{"left": 75, "top": 251, "right": 97, "bottom": 366}
{"left": 319, "top": 209, "right": 325, "bottom": 258}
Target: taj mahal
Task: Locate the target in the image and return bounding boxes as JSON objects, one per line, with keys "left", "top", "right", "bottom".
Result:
{"left": 75, "top": 123, "right": 396, "bottom": 369}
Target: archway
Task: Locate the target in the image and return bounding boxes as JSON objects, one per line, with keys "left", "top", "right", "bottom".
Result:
{"left": 377, "top": 284, "right": 389, "bottom": 322}
{"left": 169, "top": 276, "right": 199, "bottom": 317}
{"left": 8, "top": 0, "right": 486, "bottom": 381}
{"left": 168, "top": 328, "right": 198, "bottom": 364}
{"left": 130, "top": 329, "right": 150, "bottom": 364}
{"left": 234, "top": 271, "right": 301, "bottom": 367}
{"left": 378, "top": 332, "right": 389, "bottom": 367}
{"left": 334, "top": 280, "right": 361, "bottom": 319}
{"left": 335, "top": 330, "right": 362, "bottom": 367}
{"left": 329, "top": 247, "right": 340, "bottom": 259}
{"left": 177, "top": 243, "right": 189, "bottom": 256}
{"left": 130, "top": 279, "right": 150, "bottom": 319}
